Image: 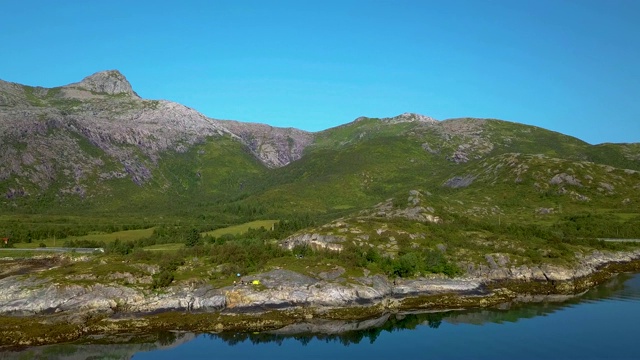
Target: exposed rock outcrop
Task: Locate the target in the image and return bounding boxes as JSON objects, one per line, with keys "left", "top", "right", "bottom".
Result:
{"left": 64, "top": 70, "right": 140, "bottom": 98}
{"left": 464, "top": 249, "right": 640, "bottom": 283}
{"left": 549, "top": 173, "right": 582, "bottom": 187}
{"left": 370, "top": 191, "right": 441, "bottom": 223}
{"left": 382, "top": 112, "right": 438, "bottom": 124}
{"left": 281, "top": 233, "right": 346, "bottom": 251}
{"left": 1, "top": 250, "right": 638, "bottom": 318}
{"left": 443, "top": 175, "right": 475, "bottom": 188}
{"left": 215, "top": 120, "right": 314, "bottom": 168}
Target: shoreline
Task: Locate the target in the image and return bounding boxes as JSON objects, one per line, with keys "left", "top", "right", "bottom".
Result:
{"left": 1, "top": 251, "right": 640, "bottom": 348}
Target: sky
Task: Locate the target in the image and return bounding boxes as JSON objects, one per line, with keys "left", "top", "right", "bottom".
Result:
{"left": 1, "top": 0, "right": 638, "bottom": 144}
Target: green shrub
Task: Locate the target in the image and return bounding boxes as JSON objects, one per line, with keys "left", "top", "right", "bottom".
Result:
{"left": 107, "top": 239, "right": 134, "bottom": 255}
{"left": 392, "top": 253, "right": 420, "bottom": 277}
{"left": 152, "top": 270, "right": 174, "bottom": 289}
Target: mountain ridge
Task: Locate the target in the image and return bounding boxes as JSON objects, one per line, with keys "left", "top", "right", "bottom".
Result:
{"left": 1, "top": 70, "right": 639, "bottom": 218}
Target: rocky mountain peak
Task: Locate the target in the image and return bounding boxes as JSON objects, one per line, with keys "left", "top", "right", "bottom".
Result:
{"left": 65, "top": 70, "right": 139, "bottom": 97}
{"left": 384, "top": 112, "right": 438, "bottom": 124}
{"left": 353, "top": 113, "right": 438, "bottom": 125}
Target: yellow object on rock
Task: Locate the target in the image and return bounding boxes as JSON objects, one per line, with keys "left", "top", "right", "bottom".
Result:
{"left": 252, "top": 280, "right": 260, "bottom": 285}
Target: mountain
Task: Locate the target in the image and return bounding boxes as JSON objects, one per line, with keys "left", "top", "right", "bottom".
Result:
{"left": 1, "top": 70, "right": 639, "bottom": 224}
{"left": 0, "top": 71, "right": 313, "bottom": 212}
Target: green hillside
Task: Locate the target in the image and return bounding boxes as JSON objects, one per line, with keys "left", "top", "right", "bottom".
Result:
{"left": 5, "top": 116, "right": 639, "bottom": 233}
{"left": 227, "top": 118, "right": 640, "bottom": 221}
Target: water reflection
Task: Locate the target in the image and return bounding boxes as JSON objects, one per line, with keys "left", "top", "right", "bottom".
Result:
{"left": 3, "top": 273, "right": 638, "bottom": 359}
{"left": 0, "top": 332, "right": 196, "bottom": 360}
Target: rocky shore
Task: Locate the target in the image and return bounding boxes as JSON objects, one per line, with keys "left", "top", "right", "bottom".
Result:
{"left": 1, "top": 249, "right": 640, "bottom": 347}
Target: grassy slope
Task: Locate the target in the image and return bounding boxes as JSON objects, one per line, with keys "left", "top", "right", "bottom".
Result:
{"left": 4, "top": 114, "right": 638, "bottom": 224}
{"left": 231, "top": 118, "right": 639, "bottom": 223}
{"left": 118, "top": 135, "right": 268, "bottom": 217}
{"left": 243, "top": 119, "right": 455, "bottom": 218}
{"left": 13, "top": 136, "right": 266, "bottom": 211}
{"left": 0, "top": 135, "right": 271, "bottom": 243}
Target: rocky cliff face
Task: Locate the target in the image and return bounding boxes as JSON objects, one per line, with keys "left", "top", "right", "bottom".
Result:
{"left": 216, "top": 120, "right": 314, "bottom": 168}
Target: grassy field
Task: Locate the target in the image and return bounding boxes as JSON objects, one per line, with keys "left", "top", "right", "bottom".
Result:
{"left": 13, "top": 227, "right": 155, "bottom": 248}
{"left": 0, "top": 249, "right": 39, "bottom": 258}
{"left": 142, "top": 243, "right": 184, "bottom": 251}
{"left": 202, "top": 220, "right": 278, "bottom": 238}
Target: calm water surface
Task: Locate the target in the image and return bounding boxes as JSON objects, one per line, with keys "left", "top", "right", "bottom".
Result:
{"left": 5, "top": 273, "right": 640, "bottom": 360}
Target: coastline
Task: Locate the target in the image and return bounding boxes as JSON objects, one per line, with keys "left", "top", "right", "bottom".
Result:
{"left": 1, "top": 249, "right": 640, "bottom": 348}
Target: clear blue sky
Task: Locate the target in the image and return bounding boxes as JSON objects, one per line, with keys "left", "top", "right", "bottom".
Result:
{"left": 1, "top": 0, "right": 638, "bottom": 144}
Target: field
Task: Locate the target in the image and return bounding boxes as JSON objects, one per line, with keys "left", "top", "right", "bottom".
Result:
{"left": 0, "top": 249, "right": 39, "bottom": 258}
{"left": 13, "top": 228, "right": 155, "bottom": 249}
{"left": 202, "top": 220, "right": 278, "bottom": 238}
{"left": 142, "top": 243, "right": 184, "bottom": 251}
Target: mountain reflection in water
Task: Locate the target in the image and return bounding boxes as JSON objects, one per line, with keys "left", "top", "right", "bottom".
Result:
{"left": 4, "top": 272, "right": 640, "bottom": 360}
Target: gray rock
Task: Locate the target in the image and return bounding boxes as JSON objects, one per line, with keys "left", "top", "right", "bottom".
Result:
{"left": 393, "top": 278, "right": 481, "bottom": 296}
{"left": 216, "top": 120, "right": 314, "bottom": 168}
{"left": 485, "top": 254, "right": 499, "bottom": 269}
{"left": 317, "top": 267, "right": 346, "bottom": 281}
{"left": 281, "top": 233, "right": 346, "bottom": 251}
{"left": 248, "top": 269, "right": 318, "bottom": 288}
{"left": 449, "top": 150, "right": 470, "bottom": 163}
{"left": 2, "top": 249, "right": 640, "bottom": 317}
{"left": 422, "top": 142, "right": 439, "bottom": 154}
{"left": 382, "top": 113, "right": 437, "bottom": 124}
{"left": 64, "top": 70, "right": 140, "bottom": 97}
{"left": 572, "top": 192, "right": 591, "bottom": 202}
{"left": 549, "top": 173, "right": 582, "bottom": 187}
{"left": 466, "top": 249, "right": 640, "bottom": 283}
{"left": 443, "top": 175, "right": 475, "bottom": 188}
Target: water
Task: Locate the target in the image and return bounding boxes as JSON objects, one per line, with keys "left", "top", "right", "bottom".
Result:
{"left": 4, "top": 273, "right": 640, "bottom": 360}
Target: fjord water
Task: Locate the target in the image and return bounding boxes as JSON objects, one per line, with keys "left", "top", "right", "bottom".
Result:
{"left": 8, "top": 273, "right": 640, "bottom": 360}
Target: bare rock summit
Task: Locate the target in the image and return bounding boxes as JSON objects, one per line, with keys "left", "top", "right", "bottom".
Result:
{"left": 64, "top": 70, "right": 139, "bottom": 98}
{"left": 384, "top": 112, "right": 438, "bottom": 124}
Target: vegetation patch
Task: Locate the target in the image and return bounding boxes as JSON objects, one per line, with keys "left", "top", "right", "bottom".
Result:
{"left": 202, "top": 220, "right": 278, "bottom": 238}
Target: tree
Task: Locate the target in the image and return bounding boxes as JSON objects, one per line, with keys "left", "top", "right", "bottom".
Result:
{"left": 185, "top": 228, "right": 201, "bottom": 247}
